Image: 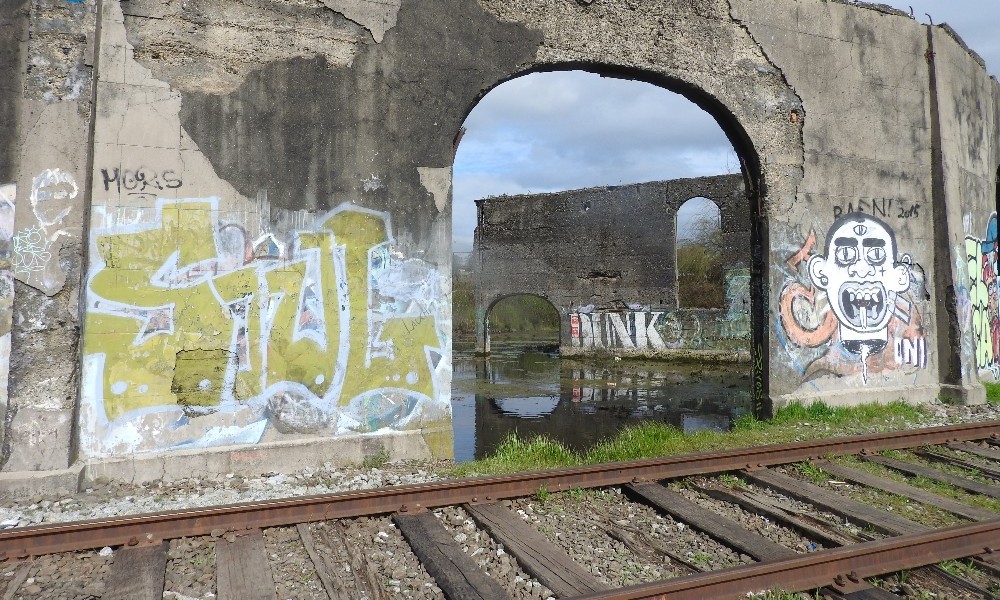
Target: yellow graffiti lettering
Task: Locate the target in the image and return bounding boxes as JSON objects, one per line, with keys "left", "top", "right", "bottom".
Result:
{"left": 84, "top": 200, "right": 441, "bottom": 423}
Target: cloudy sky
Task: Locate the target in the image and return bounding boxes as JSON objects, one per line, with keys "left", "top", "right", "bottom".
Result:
{"left": 451, "top": 1, "right": 1000, "bottom": 252}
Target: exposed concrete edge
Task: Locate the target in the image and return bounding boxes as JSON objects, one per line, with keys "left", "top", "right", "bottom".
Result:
{"left": 775, "top": 383, "right": 955, "bottom": 409}
{"left": 936, "top": 23, "right": 987, "bottom": 69}
{"left": 828, "top": 0, "right": 912, "bottom": 19}
{"left": 478, "top": 174, "right": 744, "bottom": 204}
{"left": 0, "top": 464, "right": 84, "bottom": 497}
{"left": 559, "top": 347, "right": 750, "bottom": 364}
{"left": 1, "top": 427, "right": 451, "bottom": 494}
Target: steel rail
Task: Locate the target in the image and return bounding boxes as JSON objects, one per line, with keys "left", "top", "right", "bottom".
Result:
{"left": 0, "top": 420, "right": 996, "bottom": 559}
{"left": 569, "top": 518, "right": 1000, "bottom": 600}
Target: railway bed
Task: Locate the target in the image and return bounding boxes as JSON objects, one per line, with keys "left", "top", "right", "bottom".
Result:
{"left": 1, "top": 421, "right": 999, "bottom": 599}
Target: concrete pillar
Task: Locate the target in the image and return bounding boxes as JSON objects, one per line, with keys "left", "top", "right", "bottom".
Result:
{"left": 2, "top": 0, "right": 97, "bottom": 472}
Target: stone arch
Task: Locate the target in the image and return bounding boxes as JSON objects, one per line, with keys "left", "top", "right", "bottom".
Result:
{"left": 478, "top": 292, "right": 560, "bottom": 355}
{"left": 456, "top": 30, "right": 798, "bottom": 413}
{"left": 173, "top": 1, "right": 805, "bottom": 417}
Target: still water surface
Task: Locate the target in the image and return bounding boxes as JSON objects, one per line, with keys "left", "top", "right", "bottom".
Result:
{"left": 450, "top": 340, "right": 752, "bottom": 462}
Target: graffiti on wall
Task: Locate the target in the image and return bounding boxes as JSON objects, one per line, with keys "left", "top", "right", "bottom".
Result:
{"left": 569, "top": 308, "right": 749, "bottom": 352}
{"left": 571, "top": 311, "right": 682, "bottom": 351}
{"left": 0, "top": 184, "right": 14, "bottom": 418}
{"left": 10, "top": 169, "right": 79, "bottom": 277}
{"left": 966, "top": 213, "right": 999, "bottom": 379}
{"left": 568, "top": 270, "right": 751, "bottom": 353}
{"left": 778, "top": 213, "right": 927, "bottom": 384}
{"left": 81, "top": 198, "right": 450, "bottom": 456}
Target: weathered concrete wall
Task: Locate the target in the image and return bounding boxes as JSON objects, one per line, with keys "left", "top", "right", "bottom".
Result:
{"left": 472, "top": 176, "right": 752, "bottom": 359}
{"left": 0, "top": 0, "right": 28, "bottom": 469}
{"left": 0, "top": 0, "right": 996, "bottom": 485}
{"left": 935, "top": 26, "right": 1000, "bottom": 393}
{"left": 74, "top": 0, "right": 453, "bottom": 462}
{"left": 733, "top": 1, "right": 967, "bottom": 407}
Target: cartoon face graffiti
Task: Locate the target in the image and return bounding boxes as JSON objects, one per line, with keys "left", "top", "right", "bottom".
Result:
{"left": 807, "top": 214, "right": 911, "bottom": 355}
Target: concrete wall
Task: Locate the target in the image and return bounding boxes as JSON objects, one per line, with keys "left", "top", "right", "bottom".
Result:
{"left": 732, "top": 1, "right": 985, "bottom": 408}
{"left": 472, "top": 176, "right": 751, "bottom": 359}
{"left": 0, "top": 0, "right": 997, "bottom": 485}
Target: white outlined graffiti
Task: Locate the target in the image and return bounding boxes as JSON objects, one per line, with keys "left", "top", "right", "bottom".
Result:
{"left": 12, "top": 225, "right": 52, "bottom": 274}
{"left": 80, "top": 198, "right": 451, "bottom": 457}
{"left": 30, "top": 168, "right": 77, "bottom": 231}
{"left": 0, "top": 183, "right": 15, "bottom": 416}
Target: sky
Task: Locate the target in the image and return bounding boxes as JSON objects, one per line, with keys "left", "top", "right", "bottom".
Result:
{"left": 451, "top": 1, "right": 1000, "bottom": 253}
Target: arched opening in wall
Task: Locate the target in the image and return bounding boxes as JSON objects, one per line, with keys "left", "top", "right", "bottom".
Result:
{"left": 483, "top": 293, "right": 561, "bottom": 352}
{"left": 450, "top": 68, "right": 763, "bottom": 461}
{"left": 676, "top": 197, "right": 724, "bottom": 309}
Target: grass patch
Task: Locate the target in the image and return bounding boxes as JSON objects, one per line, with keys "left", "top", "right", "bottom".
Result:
{"left": 746, "top": 591, "right": 816, "bottom": 600}
{"left": 938, "top": 559, "right": 981, "bottom": 578}
{"left": 717, "top": 473, "right": 748, "bottom": 489}
{"left": 454, "top": 433, "right": 578, "bottom": 476}
{"left": 984, "top": 382, "right": 1000, "bottom": 403}
{"left": 451, "top": 400, "right": 927, "bottom": 477}
{"left": 831, "top": 455, "right": 1000, "bottom": 514}
{"left": 786, "top": 458, "right": 961, "bottom": 528}
{"left": 361, "top": 448, "right": 391, "bottom": 469}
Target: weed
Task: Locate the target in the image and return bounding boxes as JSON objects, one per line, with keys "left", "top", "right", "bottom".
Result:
{"left": 361, "top": 448, "right": 391, "bottom": 469}
{"left": 795, "top": 462, "right": 828, "bottom": 484}
{"left": 938, "top": 559, "right": 980, "bottom": 578}
{"left": 690, "top": 551, "right": 713, "bottom": 566}
{"left": 534, "top": 485, "right": 550, "bottom": 503}
{"left": 717, "top": 473, "right": 747, "bottom": 489}
{"left": 190, "top": 552, "right": 212, "bottom": 568}
{"left": 745, "top": 590, "right": 808, "bottom": 600}
{"left": 565, "top": 487, "right": 587, "bottom": 500}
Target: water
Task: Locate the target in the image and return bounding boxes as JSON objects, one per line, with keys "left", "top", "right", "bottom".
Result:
{"left": 451, "top": 340, "right": 752, "bottom": 462}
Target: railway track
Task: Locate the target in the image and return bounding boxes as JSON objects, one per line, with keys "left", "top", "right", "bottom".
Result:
{"left": 1, "top": 421, "right": 999, "bottom": 599}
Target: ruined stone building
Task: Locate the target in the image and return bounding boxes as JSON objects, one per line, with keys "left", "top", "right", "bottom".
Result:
{"left": 473, "top": 176, "right": 752, "bottom": 360}
{"left": 1, "top": 0, "right": 999, "bottom": 490}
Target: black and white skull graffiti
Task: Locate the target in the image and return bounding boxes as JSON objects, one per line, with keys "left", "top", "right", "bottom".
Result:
{"left": 807, "top": 213, "right": 911, "bottom": 356}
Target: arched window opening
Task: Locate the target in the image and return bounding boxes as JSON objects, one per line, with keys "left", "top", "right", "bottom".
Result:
{"left": 676, "top": 197, "right": 724, "bottom": 308}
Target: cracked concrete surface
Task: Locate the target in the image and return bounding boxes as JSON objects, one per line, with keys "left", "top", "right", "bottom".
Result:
{"left": 2, "top": 0, "right": 1000, "bottom": 478}
{"left": 120, "top": 0, "right": 370, "bottom": 95}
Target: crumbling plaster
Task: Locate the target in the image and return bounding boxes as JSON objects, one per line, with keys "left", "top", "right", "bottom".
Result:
{"left": 0, "top": 0, "right": 997, "bottom": 482}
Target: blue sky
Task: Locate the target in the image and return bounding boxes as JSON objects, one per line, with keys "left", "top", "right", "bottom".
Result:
{"left": 452, "top": 1, "right": 1000, "bottom": 253}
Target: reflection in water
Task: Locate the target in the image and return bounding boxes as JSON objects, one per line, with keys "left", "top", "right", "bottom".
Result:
{"left": 451, "top": 341, "right": 752, "bottom": 462}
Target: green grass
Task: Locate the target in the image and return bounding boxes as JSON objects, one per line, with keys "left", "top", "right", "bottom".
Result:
{"left": 361, "top": 448, "right": 391, "bottom": 469}
{"left": 938, "top": 559, "right": 981, "bottom": 578}
{"left": 717, "top": 473, "right": 748, "bottom": 489}
{"left": 830, "top": 455, "right": 1000, "bottom": 514}
{"left": 451, "top": 400, "right": 927, "bottom": 477}
{"left": 985, "top": 382, "right": 1000, "bottom": 403}
{"left": 534, "top": 485, "right": 551, "bottom": 503}
{"left": 746, "top": 591, "right": 815, "bottom": 600}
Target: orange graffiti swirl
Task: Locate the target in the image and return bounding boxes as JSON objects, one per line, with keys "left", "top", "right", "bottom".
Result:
{"left": 779, "top": 281, "right": 838, "bottom": 348}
